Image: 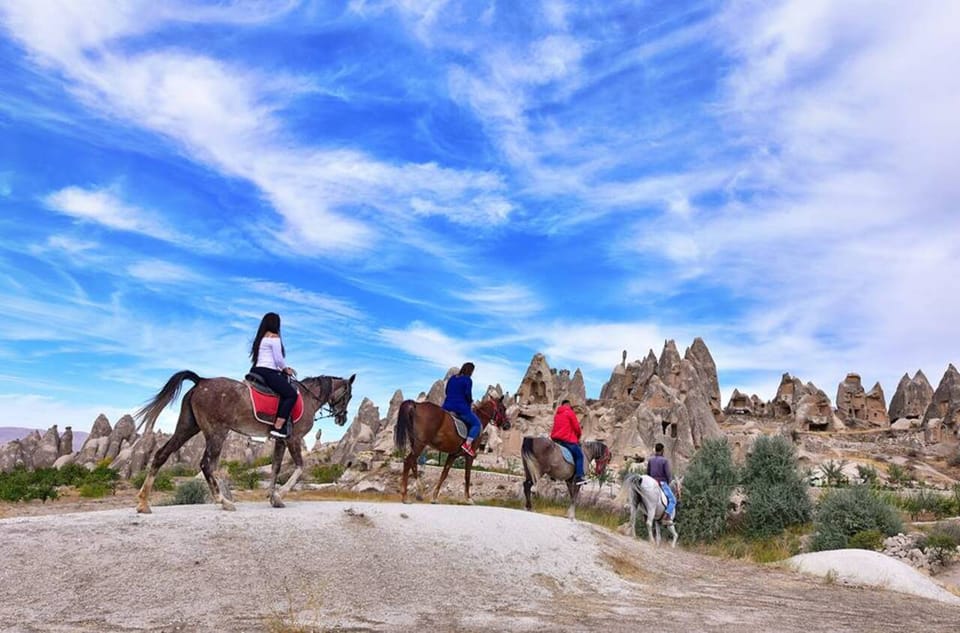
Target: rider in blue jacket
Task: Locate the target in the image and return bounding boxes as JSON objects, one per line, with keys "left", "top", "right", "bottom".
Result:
{"left": 442, "top": 362, "right": 482, "bottom": 457}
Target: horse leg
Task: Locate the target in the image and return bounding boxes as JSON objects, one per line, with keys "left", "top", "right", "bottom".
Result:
{"left": 463, "top": 455, "right": 474, "bottom": 505}
{"left": 666, "top": 522, "right": 679, "bottom": 548}
{"left": 267, "top": 438, "right": 286, "bottom": 508}
{"left": 200, "top": 431, "right": 234, "bottom": 511}
{"left": 411, "top": 442, "right": 427, "bottom": 502}
{"left": 136, "top": 395, "right": 200, "bottom": 514}
{"left": 523, "top": 477, "right": 534, "bottom": 511}
{"left": 629, "top": 489, "right": 639, "bottom": 538}
{"left": 400, "top": 451, "right": 417, "bottom": 504}
{"left": 277, "top": 439, "right": 304, "bottom": 498}
{"left": 646, "top": 502, "right": 657, "bottom": 544}
{"left": 566, "top": 480, "right": 577, "bottom": 520}
{"left": 431, "top": 452, "right": 457, "bottom": 504}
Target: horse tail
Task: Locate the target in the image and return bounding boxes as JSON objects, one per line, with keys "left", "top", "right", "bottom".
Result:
{"left": 394, "top": 399, "right": 416, "bottom": 454}
{"left": 521, "top": 436, "right": 540, "bottom": 483}
{"left": 615, "top": 473, "right": 640, "bottom": 506}
{"left": 135, "top": 370, "right": 204, "bottom": 434}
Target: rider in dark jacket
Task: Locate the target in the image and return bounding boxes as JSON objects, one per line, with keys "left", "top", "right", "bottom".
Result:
{"left": 442, "top": 362, "right": 482, "bottom": 457}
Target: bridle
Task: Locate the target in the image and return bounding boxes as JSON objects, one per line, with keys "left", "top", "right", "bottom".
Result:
{"left": 592, "top": 443, "right": 611, "bottom": 476}
{"left": 477, "top": 398, "right": 509, "bottom": 429}
{"left": 297, "top": 376, "right": 351, "bottom": 423}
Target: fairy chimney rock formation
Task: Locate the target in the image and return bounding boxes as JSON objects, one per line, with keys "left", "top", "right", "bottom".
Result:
{"left": 372, "top": 389, "right": 405, "bottom": 454}
{"left": 106, "top": 414, "right": 138, "bottom": 460}
{"left": 33, "top": 426, "right": 61, "bottom": 469}
{"left": 657, "top": 340, "right": 683, "bottom": 390}
{"left": 864, "top": 382, "right": 889, "bottom": 427}
{"left": 684, "top": 337, "right": 722, "bottom": 415}
{"left": 516, "top": 353, "right": 554, "bottom": 406}
{"left": 725, "top": 389, "right": 754, "bottom": 415}
{"left": 889, "top": 371, "right": 934, "bottom": 421}
{"left": 332, "top": 397, "right": 382, "bottom": 465}
{"left": 59, "top": 426, "right": 73, "bottom": 456}
{"left": 922, "top": 365, "right": 960, "bottom": 444}
{"left": 78, "top": 414, "right": 113, "bottom": 464}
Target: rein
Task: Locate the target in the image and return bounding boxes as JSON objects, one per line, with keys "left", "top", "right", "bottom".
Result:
{"left": 296, "top": 376, "right": 347, "bottom": 421}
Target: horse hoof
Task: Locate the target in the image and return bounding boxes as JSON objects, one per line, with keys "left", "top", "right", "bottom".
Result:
{"left": 269, "top": 494, "right": 284, "bottom": 508}
{"left": 415, "top": 494, "right": 423, "bottom": 501}
{"left": 136, "top": 504, "right": 152, "bottom": 515}
{"left": 402, "top": 498, "right": 412, "bottom": 505}
{"left": 430, "top": 499, "right": 438, "bottom": 505}
{"left": 221, "top": 499, "right": 236, "bottom": 512}
{"left": 464, "top": 498, "right": 474, "bottom": 506}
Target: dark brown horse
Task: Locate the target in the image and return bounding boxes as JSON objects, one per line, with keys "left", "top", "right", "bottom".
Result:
{"left": 394, "top": 396, "right": 509, "bottom": 504}
{"left": 521, "top": 437, "right": 611, "bottom": 519}
{"left": 134, "top": 370, "right": 355, "bottom": 512}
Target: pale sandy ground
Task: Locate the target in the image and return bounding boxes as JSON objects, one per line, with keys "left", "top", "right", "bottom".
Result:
{"left": 1, "top": 500, "right": 960, "bottom": 633}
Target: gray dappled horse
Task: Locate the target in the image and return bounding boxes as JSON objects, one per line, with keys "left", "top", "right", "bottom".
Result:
{"left": 521, "top": 437, "right": 611, "bottom": 520}
{"left": 622, "top": 473, "right": 682, "bottom": 547}
{"left": 134, "top": 370, "right": 355, "bottom": 512}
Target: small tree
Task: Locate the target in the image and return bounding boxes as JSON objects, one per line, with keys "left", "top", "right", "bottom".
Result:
{"left": 819, "top": 460, "right": 848, "bottom": 487}
{"left": 811, "top": 485, "right": 902, "bottom": 551}
{"left": 741, "top": 435, "right": 812, "bottom": 538}
{"left": 679, "top": 437, "right": 738, "bottom": 543}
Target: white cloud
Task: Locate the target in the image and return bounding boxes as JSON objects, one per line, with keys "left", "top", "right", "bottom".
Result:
{"left": 1, "top": 2, "right": 513, "bottom": 256}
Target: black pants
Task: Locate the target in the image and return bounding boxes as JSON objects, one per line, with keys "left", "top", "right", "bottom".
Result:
{"left": 251, "top": 367, "right": 297, "bottom": 422}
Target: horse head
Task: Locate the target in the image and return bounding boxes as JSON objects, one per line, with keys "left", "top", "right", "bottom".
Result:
{"left": 301, "top": 374, "right": 356, "bottom": 426}
{"left": 590, "top": 441, "right": 612, "bottom": 477}
{"left": 478, "top": 396, "right": 511, "bottom": 431}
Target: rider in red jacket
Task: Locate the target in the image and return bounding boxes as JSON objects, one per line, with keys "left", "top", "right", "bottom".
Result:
{"left": 550, "top": 400, "right": 586, "bottom": 485}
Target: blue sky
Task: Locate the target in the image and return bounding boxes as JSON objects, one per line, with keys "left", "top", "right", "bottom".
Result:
{"left": 1, "top": 0, "right": 958, "bottom": 441}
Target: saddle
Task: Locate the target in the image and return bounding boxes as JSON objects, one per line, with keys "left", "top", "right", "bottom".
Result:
{"left": 244, "top": 373, "right": 304, "bottom": 425}
{"left": 447, "top": 411, "right": 470, "bottom": 439}
{"left": 551, "top": 440, "right": 575, "bottom": 466}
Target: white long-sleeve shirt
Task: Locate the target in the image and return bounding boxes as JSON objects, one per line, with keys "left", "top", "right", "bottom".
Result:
{"left": 255, "top": 337, "right": 287, "bottom": 371}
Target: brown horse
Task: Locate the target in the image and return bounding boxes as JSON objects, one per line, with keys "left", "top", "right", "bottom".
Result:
{"left": 521, "top": 437, "right": 612, "bottom": 519}
{"left": 134, "top": 370, "right": 355, "bottom": 512}
{"left": 393, "top": 396, "right": 509, "bottom": 504}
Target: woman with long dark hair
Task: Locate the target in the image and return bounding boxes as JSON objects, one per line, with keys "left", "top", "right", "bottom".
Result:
{"left": 442, "top": 362, "right": 482, "bottom": 457}
{"left": 250, "top": 312, "right": 297, "bottom": 439}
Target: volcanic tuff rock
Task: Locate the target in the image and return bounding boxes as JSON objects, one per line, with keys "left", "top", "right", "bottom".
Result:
{"left": 836, "top": 374, "right": 888, "bottom": 426}
{"left": 59, "top": 427, "right": 73, "bottom": 456}
{"left": 889, "top": 371, "right": 934, "bottom": 420}
{"left": 922, "top": 365, "right": 960, "bottom": 445}
{"left": 331, "top": 397, "right": 383, "bottom": 465}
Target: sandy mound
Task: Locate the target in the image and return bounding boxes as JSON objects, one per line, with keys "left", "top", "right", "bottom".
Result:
{"left": 2, "top": 500, "right": 960, "bottom": 632}
{"left": 784, "top": 549, "right": 960, "bottom": 604}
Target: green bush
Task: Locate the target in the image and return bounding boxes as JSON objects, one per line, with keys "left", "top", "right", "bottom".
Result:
{"left": 251, "top": 456, "right": 273, "bottom": 468}
{"left": 848, "top": 529, "right": 885, "bottom": 551}
{"left": 171, "top": 480, "right": 209, "bottom": 505}
{"left": 164, "top": 463, "right": 198, "bottom": 477}
{"left": 920, "top": 533, "right": 959, "bottom": 566}
{"left": 678, "top": 438, "right": 738, "bottom": 544}
{"left": 78, "top": 481, "right": 113, "bottom": 498}
{"left": 741, "top": 435, "right": 812, "bottom": 538}
{"left": 819, "top": 460, "right": 848, "bottom": 487}
{"left": 898, "top": 488, "right": 955, "bottom": 520}
{"left": 811, "top": 486, "right": 902, "bottom": 551}
{"left": 856, "top": 464, "right": 879, "bottom": 487}
{"left": 310, "top": 463, "right": 344, "bottom": 483}
{"left": 223, "top": 460, "right": 261, "bottom": 490}
{"left": 131, "top": 470, "right": 176, "bottom": 491}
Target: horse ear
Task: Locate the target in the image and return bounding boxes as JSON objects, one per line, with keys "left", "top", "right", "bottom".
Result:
{"left": 348, "top": 373, "right": 356, "bottom": 384}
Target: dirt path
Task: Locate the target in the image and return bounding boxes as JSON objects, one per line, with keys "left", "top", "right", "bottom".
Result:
{"left": 1, "top": 499, "right": 958, "bottom": 632}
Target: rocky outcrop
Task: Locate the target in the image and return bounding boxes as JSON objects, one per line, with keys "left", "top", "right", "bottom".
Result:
{"left": 59, "top": 427, "right": 73, "bottom": 456}
{"left": 33, "top": 426, "right": 61, "bottom": 469}
{"left": 77, "top": 414, "right": 113, "bottom": 465}
{"left": 516, "top": 354, "right": 555, "bottom": 406}
{"left": 724, "top": 389, "right": 757, "bottom": 415}
{"left": 0, "top": 440, "right": 26, "bottom": 472}
{"left": 105, "top": 415, "right": 138, "bottom": 461}
{"left": 922, "top": 365, "right": 960, "bottom": 444}
{"left": 889, "top": 371, "right": 934, "bottom": 421}
{"left": 836, "top": 374, "right": 888, "bottom": 426}
{"left": 685, "top": 337, "right": 722, "bottom": 415}
{"left": 331, "top": 398, "right": 383, "bottom": 465}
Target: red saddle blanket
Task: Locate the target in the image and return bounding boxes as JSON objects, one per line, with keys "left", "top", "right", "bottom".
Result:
{"left": 248, "top": 386, "right": 304, "bottom": 425}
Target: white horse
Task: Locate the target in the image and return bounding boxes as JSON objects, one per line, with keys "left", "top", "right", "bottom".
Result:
{"left": 621, "top": 473, "right": 682, "bottom": 547}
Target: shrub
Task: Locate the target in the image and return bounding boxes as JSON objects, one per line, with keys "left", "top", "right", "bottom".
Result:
{"left": 252, "top": 456, "right": 273, "bottom": 468}
{"left": 171, "top": 480, "right": 209, "bottom": 505}
{"left": 887, "top": 463, "right": 911, "bottom": 486}
{"left": 819, "top": 460, "right": 848, "bottom": 487}
{"left": 741, "top": 435, "right": 812, "bottom": 538}
{"left": 856, "top": 464, "right": 879, "bottom": 487}
{"left": 811, "top": 485, "right": 902, "bottom": 551}
{"left": 919, "top": 533, "right": 959, "bottom": 566}
{"left": 223, "top": 460, "right": 261, "bottom": 490}
{"left": 78, "top": 481, "right": 113, "bottom": 498}
{"left": 678, "top": 437, "right": 738, "bottom": 544}
{"left": 848, "top": 529, "right": 884, "bottom": 551}
{"left": 899, "top": 488, "right": 955, "bottom": 521}
{"left": 131, "top": 470, "right": 175, "bottom": 492}
{"left": 164, "top": 463, "right": 198, "bottom": 478}
{"left": 310, "top": 463, "right": 344, "bottom": 483}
